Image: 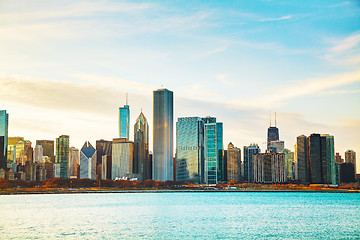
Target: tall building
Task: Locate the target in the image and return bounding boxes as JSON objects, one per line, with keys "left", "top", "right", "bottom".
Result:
{"left": 153, "top": 88, "right": 173, "bottom": 181}
{"left": 269, "top": 140, "right": 284, "bottom": 153}
{"left": 69, "top": 147, "right": 80, "bottom": 177}
{"left": 253, "top": 153, "right": 286, "bottom": 183}
{"left": 112, "top": 138, "right": 134, "bottom": 180}
{"left": 119, "top": 103, "right": 130, "bottom": 140}
{"left": 282, "top": 148, "right": 294, "bottom": 181}
{"left": 36, "top": 140, "right": 55, "bottom": 163}
{"left": 295, "top": 135, "right": 308, "bottom": 183}
{"left": 243, "top": 144, "right": 260, "bottom": 183}
{"left": 226, "top": 142, "right": 241, "bottom": 182}
{"left": 134, "top": 112, "right": 151, "bottom": 180}
{"left": 15, "top": 140, "right": 32, "bottom": 165}
{"left": 203, "top": 116, "right": 223, "bottom": 184}
{"left": 33, "top": 143, "right": 43, "bottom": 163}
{"left": 345, "top": 150, "right": 356, "bottom": 170}
{"left": 340, "top": 163, "right": 356, "bottom": 183}
{"left": 176, "top": 117, "right": 204, "bottom": 183}
{"left": 335, "top": 152, "right": 344, "bottom": 164}
{"left": 96, "top": 139, "right": 112, "bottom": 179}
{"left": 321, "top": 134, "right": 335, "bottom": 184}
{"left": 80, "top": 141, "right": 96, "bottom": 179}
{"left": 55, "top": 135, "right": 69, "bottom": 178}
{"left": 0, "top": 110, "right": 9, "bottom": 169}
{"left": 102, "top": 154, "right": 112, "bottom": 180}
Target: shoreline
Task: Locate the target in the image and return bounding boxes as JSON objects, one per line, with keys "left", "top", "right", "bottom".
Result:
{"left": 1, "top": 188, "right": 359, "bottom": 195}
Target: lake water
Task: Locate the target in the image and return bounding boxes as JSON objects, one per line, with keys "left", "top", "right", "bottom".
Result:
{"left": 1, "top": 192, "right": 359, "bottom": 239}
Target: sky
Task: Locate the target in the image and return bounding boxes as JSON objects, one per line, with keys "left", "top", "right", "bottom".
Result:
{"left": 0, "top": 0, "right": 359, "bottom": 173}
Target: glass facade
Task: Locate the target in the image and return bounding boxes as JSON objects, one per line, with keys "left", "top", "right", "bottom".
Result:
{"left": 176, "top": 117, "right": 204, "bottom": 183}
{"left": 282, "top": 148, "right": 294, "bottom": 181}
{"left": 0, "top": 110, "right": 9, "bottom": 169}
{"left": 153, "top": 89, "right": 173, "bottom": 181}
{"left": 119, "top": 105, "right": 130, "bottom": 139}
{"left": 243, "top": 144, "right": 260, "bottom": 183}
{"left": 80, "top": 141, "right": 96, "bottom": 179}
{"left": 267, "top": 126, "right": 279, "bottom": 150}
{"left": 134, "top": 112, "right": 150, "bottom": 180}
{"left": 69, "top": 147, "right": 80, "bottom": 177}
{"left": 112, "top": 138, "right": 134, "bottom": 180}
{"left": 226, "top": 143, "right": 241, "bottom": 181}
{"left": 55, "top": 135, "right": 69, "bottom": 178}
{"left": 96, "top": 139, "right": 112, "bottom": 179}
{"left": 36, "top": 140, "right": 55, "bottom": 163}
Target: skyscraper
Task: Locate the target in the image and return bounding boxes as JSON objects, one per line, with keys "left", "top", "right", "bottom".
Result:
{"left": 0, "top": 110, "right": 9, "bottom": 169}
{"left": 282, "top": 148, "right": 294, "bottom": 181}
{"left": 321, "top": 134, "right": 335, "bottom": 184}
{"left": 243, "top": 144, "right": 260, "bottom": 183}
{"left": 176, "top": 117, "right": 204, "bottom": 183}
{"left": 153, "top": 88, "right": 173, "bottom": 181}
{"left": 134, "top": 112, "right": 150, "bottom": 180}
{"left": 112, "top": 138, "right": 134, "bottom": 180}
{"left": 69, "top": 147, "right": 80, "bottom": 178}
{"left": 267, "top": 112, "right": 279, "bottom": 151}
{"left": 345, "top": 150, "right": 356, "bottom": 179}
{"left": 119, "top": 100, "right": 130, "bottom": 140}
{"left": 33, "top": 143, "right": 43, "bottom": 163}
{"left": 36, "top": 140, "right": 55, "bottom": 163}
{"left": 55, "top": 135, "right": 69, "bottom": 178}
{"left": 253, "top": 153, "right": 286, "bottom": 183}
{"left": 96, "top": 139, "right": 112, "bottom": 179}
{"left": 295, "top": 135, "right": 308, "bottom": 183}
{"left": 226, "top": 142, "right": 241, "bottom": 182}
{"left": 80, "top": 141, "right": 96, "bottom": 179}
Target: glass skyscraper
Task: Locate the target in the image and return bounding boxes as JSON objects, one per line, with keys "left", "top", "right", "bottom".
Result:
{"left": 176, "top": 117, "right": 204, "bottom": 183}
{"left": 55, "top": 135, "right": 69, "bottom": 178}
{"left": 243, "top": 144, "right": 260, "bottom": 183}
{"left": 0, "top": 110, "right": 9, "bottom": 169}
{"left": 134, "top": 112, "right": 150, "bottom": 180}
{"left": 80, "top": 141, "right": 96, "bottom": 180}
{"left": 112, "top": 138, "right": 134, "bottom": 180}
{"left": 153, "top": 88, "right": 173, "bottom": 181}
{"left": 119, "top": 105, "right": 130, "bottom": 139}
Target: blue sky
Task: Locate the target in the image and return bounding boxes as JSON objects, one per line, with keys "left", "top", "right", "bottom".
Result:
{"left": 0, "top": 0, "right": 359, "bottom": 172}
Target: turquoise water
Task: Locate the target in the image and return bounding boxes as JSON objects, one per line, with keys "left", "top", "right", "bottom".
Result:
{"left": 0, "top": 192, "right": 359, "bottom": 239}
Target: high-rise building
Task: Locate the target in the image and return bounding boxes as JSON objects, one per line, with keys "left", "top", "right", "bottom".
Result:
{"left": 55, "top": 135, "right": 69, "bottom": 178}
{"left": 96, "top": 139, "right": 112, "bottom": 179}
{"left": 134, "top": 112, "right": 151, "bottom": 180}
{"left": 0, "top": 110, "right": 9, "bottom": 169}
{"left": 33, "top": 143, "right": 43, "bottom": 163}
{"left": 253, "top": 153, "right": 286, "bottom": 183}
{"left": 153, "top": 88, "right": 173, "bottom": 181}
{"left": 203, "top": 117, "right": 223, "bottom": 184}
{"left": 69, "top": 147, "right": 80, "bottom": 177}
{"left": 80, "top": 141, "right": 96, "bottom": 179}
{"left": 112, "top": 138, "right": 134, "bottom": 180}
{"left": 345, "top": 150, "right": 356, "bottom": 170}
{"left": 176, "top": 117, "right": 204, "bottom": 183}
{"left": 119, "top": 103, "right": 130, "bottom": 140}
{"left": 226, "top": 142, "right": 241, "bottom": 182}
{"left": 269, "top": 140, "right": 284, "bottom": 153}
{"left": 295, "top": 135, "right": 308, "bottom": 183}
{"left": 15, "top": 140, "right": 32, "bottom": 165}
{"left": 7, "top": 137, "right": 24, "bottom": 164}
{"left": 36, "top": 140, "right": 55, "bottom": 163}
{"left": 340, "top": 163, "right": 356, "bottom": 183}
{"left": 321, "top": 134, "right": 335, "bottom": 184}
{"left": 243, "top": 144, "right": 260, "bottom": 183}
{"left": 102, "top": 154, "right": 112, "bottom": 180}
{"left": 282, "top": 148, "right": 294, "bottom": 181}
{"left": 335, "top": 152, "right": 344, "bottom": 164}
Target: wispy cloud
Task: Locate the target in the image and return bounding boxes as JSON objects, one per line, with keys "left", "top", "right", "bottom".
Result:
{"left": 325, "top": 32, "right": 360, "bottom": 66}
{"left": 259, "top": 15, "right": 292, "bottom": 22}
{"left": 216, "top": 74, "right": 233, "bottom": 86}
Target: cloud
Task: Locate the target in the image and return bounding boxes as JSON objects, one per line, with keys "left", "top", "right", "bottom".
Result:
{"left": 325, "top": 32, "right": 360, "bottom": 66}
{"left": 259, "top": 15, "right": 292, "bottom": 22}
{"left": 329, "top": 33, "right": 360, "bottom": 53}
{"left": 216, "top": 74, "right": 233, "bottom": 86}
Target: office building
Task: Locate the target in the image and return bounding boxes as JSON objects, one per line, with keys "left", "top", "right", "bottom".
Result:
{"left": 15, "top": 140, "right": 32, "bottom": 165}
{"left": 119, "top": 101, "right": 130, "bottom": 139}
{"left": 321, "top": 134, "right": 335, "bottom": 184}
{"left": 176, "top": 117, "right": 204, "bottom": 183}
{"left": 36, "top": 140, "right": 55, "bottom": 163}
{"left": 269, "top": 140, "right": 285, "bottom": 153}
{"left": 295, "top": 135, "right": 308, "bottom": 183}
{"left": 69, "top": 147, "right": 80, "bottom": 178}
{"left": 282, "top": 148, "right": 294, "bottom": 181}
{"left": 226, "top": 142, "right": 241, "bottom": 182}
{"left": 340, "top": 163, "right": 356, "bottom": 183}
{"left": 153, "top": 88, "right": 173, "bottom": 181}
{"left": 0, "top": 110, "right": 8, "bottom": 169}
{"left": 80, "top": 141, "right": 96, "bottom": 179}
{"left": 134, "top": 112, "right": 151, "bottom": 180}
{"left": 345, "top": 150, "right": 356, "bottom": 171}
{"left": 55, "top": 135, "right": 69, "bottom": 178}
{"left": 112, "top": 138, "right": 134, "bottom": 180}
{"left": 7, "top": 137, "right": 23, "bottom": 164}
{"left": 96, "top": 139, "right": 112, "bottom": 179}
{"left": 33, "top": 143, "right": 43, "bottom": 163}
{"left": 243, "top": 144, "right": 260, "bottom": 183}
{"left": 253, "top": 153, "right": 286, "bottom": 183}
{"left": 335, "top": 152, "right": 344, "bottom": 164}
{"left": 102, "top": 154, "right": 112, "bottom": 180}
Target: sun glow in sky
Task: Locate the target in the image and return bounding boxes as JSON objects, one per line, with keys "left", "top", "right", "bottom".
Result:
{"left": 0, "top": 0, "right": 359, "bottom": 172}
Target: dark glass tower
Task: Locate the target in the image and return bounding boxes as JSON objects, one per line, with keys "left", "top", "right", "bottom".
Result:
{"left": 0, "top": 110, "right": 9, "bottom": 169}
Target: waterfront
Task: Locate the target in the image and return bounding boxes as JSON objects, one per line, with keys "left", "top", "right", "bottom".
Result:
{"left": 1, "top": 192, "right": 359, "bottom": 239}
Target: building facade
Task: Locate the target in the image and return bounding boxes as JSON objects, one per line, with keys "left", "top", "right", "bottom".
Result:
{"left": 282, "top": 148, "right": 294, "bottom": 181}
{"left": 55, "top": 135, "right": 69, "bottom": 178}
{"left": 226, "top": 143, "right": 241, "bottom": 182}
{"left": 176, "top": 117, "right": 204, "bottom": 183}
{"left": 36, "top": 140, "right": 55, "bottom": 163}
{"left": 96, "top": 139, "right": 112, "bottom": 179}
{"left": 102, "top": 154, "right": 112, "bottom": 180}
{"left": 119, "top": 105, "right": 130, "bottom": 139}
{"left": 134, "top": 112, "right": 151, "bottom": 180}
{"left": 112, "top": 138, "right": 134, "bottom": 180}
{"left": 153, "top": 88, "right": 173, "bottom": 181}
{"left": 253, "top": 153, "right": 286, "bottom": 183}
{"left": 80, "top": 141, "right": 96, "bottom": 179}
{"left": 33, "top": 143, "right": 43, "bottom": 163}
{"left": 243, "top": 144, "right": 260, "bottom": 183}
{"left": 0, "top": 110, "right": 9, "bottom": 169}
{"left": 345, "top": 150, "right": 356, "bottom": 173}
{"left": 69, "top": 147, "right": 80, "bottom": 178}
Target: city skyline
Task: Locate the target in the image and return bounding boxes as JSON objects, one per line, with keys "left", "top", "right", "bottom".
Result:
{"left": 0, "top": 0, "right": 359, "bottom": 174}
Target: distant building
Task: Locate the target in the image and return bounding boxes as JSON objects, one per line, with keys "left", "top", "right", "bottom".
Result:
{"left": 282, "top": 148, "right": 294, "bottom": 181}
{"left": 55, "top": 135, "right": 69, "bottom": 178}
{"left": 36, "top": 140, "right": 55, "bottom": 163}
{"left": 0, "top": 110, "right": 9, "bottom": 169}
{"left": 102, "top": 154, "right": 112, "bottom": 180}
{"left": 253, "top": 153, "right": 286, "bottom": 183}
{"left": 269, "top": 140, "right": 284, "bottom": 153}
{"left": 153, "top": 88, "right": 173, "bottom": 181}
{"left": 335, "top": 152, "right": 344, "bottom": 164}
{"left": 33, "top": 143, "right": 43, "bottom": 163}
{"left": 119, "top": 103, "right": 130, "bottom": 139}
{"left": 69, "top": 147, "right": 80, "bottom": 178}
{"left": 80, "top": 141, "right": 96, "bottom": 179}
{"left": 243, "top": 144, "right": 260, "bottom": 183}
{"left": 203, "top": 117, "right": 223, "bottom": 184}
{"left": 226, "top": 143, "right": 241, "bottom": 182}
{"left": 7, "top": 137, "right": 24, "bottom": 164}
{"left": 15, "top": 140, "right": 32, "bottom": 165}
{"left": 134, "top": 112, "right": 151, "bottom": 180}
{"left": 96, "top": 139, "right": 112, "bottom": 179}
{"left": 345, "top": 150, "right": 356, "bottom": 176}
{"left": 176, "top": 117, "right": 204, "bottom": 183}
{"left": 112, "top": 138, "right": 134, "bottom": 180}
{"left": 340, "top": 163, "right": 356, "bottom": 183}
